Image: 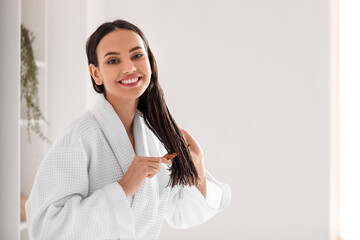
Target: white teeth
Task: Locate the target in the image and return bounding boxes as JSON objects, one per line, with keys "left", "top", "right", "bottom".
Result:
{"left": 120, "top": 78, "right": 139, "bottom": 84}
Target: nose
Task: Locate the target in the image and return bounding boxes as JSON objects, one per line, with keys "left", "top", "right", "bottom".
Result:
{"left": 121, "top": 59, "right": 136, "bottom": 74}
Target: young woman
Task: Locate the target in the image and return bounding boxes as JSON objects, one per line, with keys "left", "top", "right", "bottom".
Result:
{"left": 26, "top": 19, "right": 231, "bottom": 240}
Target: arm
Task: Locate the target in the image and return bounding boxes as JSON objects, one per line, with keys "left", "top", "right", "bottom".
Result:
{"left": 164, "top": 129, "right": 231, "bottom": 229}
{"left": 179, "top": 129, "right": 207, "bottom": 197}
{"left": 165, "top": 169, "right": 231, "bottom": 229}
{"left": 25, "top": 145, "right": 135, "bottom": 240}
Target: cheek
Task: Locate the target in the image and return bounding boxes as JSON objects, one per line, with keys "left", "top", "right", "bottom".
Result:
{"left": 139, "top": 59, "right": 152, "bottom": 74}
{"left": 102, "top": 66, "right": 119, "bottom": 82}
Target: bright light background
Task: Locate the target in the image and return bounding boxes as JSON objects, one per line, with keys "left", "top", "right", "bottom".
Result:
{"left": 339, "top": 0, "right": 360, "bottom": 239}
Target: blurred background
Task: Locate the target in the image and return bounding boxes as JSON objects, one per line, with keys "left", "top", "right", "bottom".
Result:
{"left": 1, "top": 0, "right": 341, "bottom": 239}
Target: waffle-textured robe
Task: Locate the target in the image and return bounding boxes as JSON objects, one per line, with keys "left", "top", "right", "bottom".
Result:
{"left": 25, "top": 95, "right": 231, "bottom": 240}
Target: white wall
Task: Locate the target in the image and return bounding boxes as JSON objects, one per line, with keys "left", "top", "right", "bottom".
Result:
{"left": 46, "top": 0, "right": 337, "bottom": 239}
{"left": 47, "top": 0, "right": 89, "bottom": 142}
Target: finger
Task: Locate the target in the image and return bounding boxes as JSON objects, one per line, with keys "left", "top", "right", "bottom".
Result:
{"left": 147, "top": 173, "right": 156, "bottom": 178}
{"left": 136, "top": 156, "right": 161, "bottom": 163}
{"left": 181, "top": 130, "right": 198, "bottom": 149}
{"left": 161, "top": 157, "right": 172, "bottom": 164}
{"left": 145, "top": 157, "right": 163, "bottom": 163}
{"left": 147, "top": 162, "right": 161, "bottom": 170}
{"left": 147, "top": 166, "right": 159, "bottom": 176}
{"left": 146, "top": 156, "right": 171, "bottom": 164}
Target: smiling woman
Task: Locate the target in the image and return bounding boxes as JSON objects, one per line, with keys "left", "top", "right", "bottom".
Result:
{"left": 89, "top": 29, "right": 151, "bottom": 102}
{"left": 24, "top": 19, "right": 231, "bottom": 240}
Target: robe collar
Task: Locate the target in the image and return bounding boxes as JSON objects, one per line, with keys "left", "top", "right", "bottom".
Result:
{"left": 90, "top": 95, "right": 150, "bottom": 175}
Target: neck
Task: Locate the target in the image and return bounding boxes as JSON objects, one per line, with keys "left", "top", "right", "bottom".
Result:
{"left": 105, "top": 94, "right": 139, "bottom": 135}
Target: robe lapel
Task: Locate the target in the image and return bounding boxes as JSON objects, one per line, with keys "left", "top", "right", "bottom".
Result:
{"left": 131, "top": 114, "right": 160, "bottom": 232}
{"left": 91, "top": 96, "right": 159, "bottom": 218}
{"left": 133, "top": 110, "right": 150, "bottom": 158}
{"left": 91, "top": 95, "right": 137, "bottom": 175}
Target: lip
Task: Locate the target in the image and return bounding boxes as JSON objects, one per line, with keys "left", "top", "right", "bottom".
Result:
{"left": 118, "top": 75, "right": 142, "bottom": 87}
{"left": 120, "top": 75, "right": 141, "bottom": 82}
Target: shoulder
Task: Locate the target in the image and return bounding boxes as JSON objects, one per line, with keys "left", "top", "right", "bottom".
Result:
{"left": 52, "top": 111, "right": 100, "bottom": 148}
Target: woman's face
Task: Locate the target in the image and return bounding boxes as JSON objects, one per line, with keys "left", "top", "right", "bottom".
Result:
{"left": 89, "top": 29, "right": 151, "bottom": 102}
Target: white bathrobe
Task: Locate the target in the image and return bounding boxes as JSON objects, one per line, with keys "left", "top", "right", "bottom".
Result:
{"left": 25, "top": 95, "right": 231, "bottom": 240}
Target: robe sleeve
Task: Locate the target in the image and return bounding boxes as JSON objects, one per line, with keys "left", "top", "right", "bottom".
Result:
{"left": 164, "top": 169, "right": 231, "bottom": 229}
{"left": 25, "top": 145, "right": 135, "bottom": 240}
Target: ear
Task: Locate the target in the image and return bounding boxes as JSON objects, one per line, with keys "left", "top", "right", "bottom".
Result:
{"left": 89, "top": 64, "right": 103, "bottom": 85}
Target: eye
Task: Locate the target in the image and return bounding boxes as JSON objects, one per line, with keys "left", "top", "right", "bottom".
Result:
{"left": 107, "top": 59, "right": 119, "bottom": 64}
{"left": 132, "top": 53, "right": 143, "bottom": 59}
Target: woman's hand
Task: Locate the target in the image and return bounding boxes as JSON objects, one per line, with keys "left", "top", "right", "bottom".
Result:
{"left": 118, "top": 156, "right": 171, "bottom": 196}
{"left": 180, "top": 129, "right": 207, "bottom": 191}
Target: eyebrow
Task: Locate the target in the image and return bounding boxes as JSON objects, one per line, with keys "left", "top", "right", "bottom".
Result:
{"left": 103, "top": 46, "right": 143, "bottom": 58}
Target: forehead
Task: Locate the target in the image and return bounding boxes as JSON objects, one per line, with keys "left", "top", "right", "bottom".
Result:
{"left": 97, "top": 29, "right": 145, "bottom": 55}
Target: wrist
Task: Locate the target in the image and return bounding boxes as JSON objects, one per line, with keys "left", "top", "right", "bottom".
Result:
{"left": 198, "top": 170, "right": 206, "bottom": 182}
{"left": 196, "top": 178, "right": 207, "bottom": 198}
{"left": 118, "top": 178, "right": 130, "bottom": 197}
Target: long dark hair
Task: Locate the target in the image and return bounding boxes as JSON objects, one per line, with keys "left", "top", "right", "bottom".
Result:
{"left": 86, "top": 19, "right": 199, "bottom": 187}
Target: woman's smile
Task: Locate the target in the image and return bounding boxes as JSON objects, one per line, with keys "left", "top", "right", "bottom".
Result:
{"left": 118, "top": 75, "right": 143, "bottom": 87}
